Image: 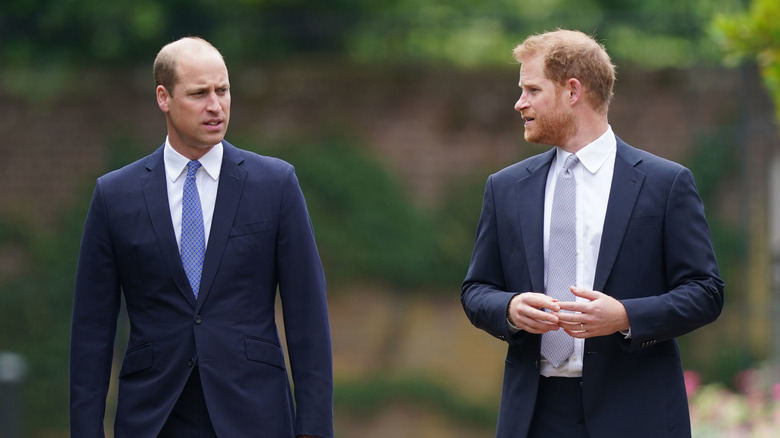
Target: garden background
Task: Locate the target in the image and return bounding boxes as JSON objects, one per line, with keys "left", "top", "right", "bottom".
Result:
{"left": 1, "top": 0, "right": 780, "bottom": 436}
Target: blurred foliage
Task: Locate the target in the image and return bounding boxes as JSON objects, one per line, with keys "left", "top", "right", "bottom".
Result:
{"left": 0, "top": 204, "right": 88, "bottom": 431}
{"left": 689, "top": 128, "right": 746, "bottom": 279}
{"left": 245, "top": 133, "right": 482, "bottom": 290}
{"left": 335, "top": 374, "right": 496, "bottom": 429}
{"left": 2, "top": 0, "right": 742, "bottom": 70}
{"left": 711, "top": 0, "right": 780, "bottom": 379}
{"left": 687, "top": 365, "right": 780, "bottom": 437}
{"left": 346, "top": 0, "right": 743, "bottom": 68}
{"left": 257, "top": 135, "right": 442, "bottom": 288}
{"left": 0, "top": 131, "right": 152, "bottom": 431}
{"left": 679, "top": 124, "right": 749, "bottom": 385}
{"left": 713, "top": 0, "right": 780, "bottom": 123}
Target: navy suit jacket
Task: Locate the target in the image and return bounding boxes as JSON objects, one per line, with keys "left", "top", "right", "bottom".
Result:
{"left": 70, "top": 141, "right": 333, "bottom": 437}
{"left": 462, "top": 138, "right": 724, "bottom": 438}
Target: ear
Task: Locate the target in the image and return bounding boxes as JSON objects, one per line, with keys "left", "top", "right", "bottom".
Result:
{"left": 156, "top": 85, "right": 170, "bottom": 112}
{"left": 567, "top": 78, "right": 582, "bottom": 105}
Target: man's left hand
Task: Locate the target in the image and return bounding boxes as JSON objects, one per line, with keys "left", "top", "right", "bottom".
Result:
{"left": 555, "top": 287, "right": 630, "bottom": 338}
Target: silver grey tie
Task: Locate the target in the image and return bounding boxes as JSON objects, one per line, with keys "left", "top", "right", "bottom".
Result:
{"left": 541, "top": 153, "right": 579, "bottom": 368}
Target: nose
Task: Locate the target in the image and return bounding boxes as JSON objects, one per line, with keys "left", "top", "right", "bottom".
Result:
{"left": 515, "top": 95, "right": 528, "bottom": 112}
{"left": 205, "top": 91, "right": 221, "bottom": 112}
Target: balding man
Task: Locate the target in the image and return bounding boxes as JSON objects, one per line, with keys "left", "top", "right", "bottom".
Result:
{"left": 70, "top": 37, "right": 333, "bottom": 438}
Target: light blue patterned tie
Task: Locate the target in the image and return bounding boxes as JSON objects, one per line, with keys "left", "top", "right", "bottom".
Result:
{"left": 541, "top": 153, "right": 579, "bottom": 368}
{"left": 181, "top": 161, "right": 205, "bottom": 298}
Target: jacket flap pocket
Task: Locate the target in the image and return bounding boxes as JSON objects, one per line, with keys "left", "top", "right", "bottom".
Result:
{"left": 230, "top": 220, "right": 271, "bottom": 237}
{"left": 244, "top": 337, "right": 285, "bottom": 369}
{"left": 119, "top": 344, "right": 153, "bottom": 378}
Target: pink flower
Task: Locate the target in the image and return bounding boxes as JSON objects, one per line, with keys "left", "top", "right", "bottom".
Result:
{"left": 772, "top": 382, "right": 780, "bottom": 402}
{"left": 735, "top": 369, "right": 757, "bottom": 395}
{"left": 684, "top": 370, "right": 702, "bottom": 398}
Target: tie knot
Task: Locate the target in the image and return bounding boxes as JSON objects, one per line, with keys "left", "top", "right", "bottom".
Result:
{"left": 187, "top": 161, "right": 202, "bottom": 177}
{"left": 563, "top": 154, "right": 579, "bottom": 171}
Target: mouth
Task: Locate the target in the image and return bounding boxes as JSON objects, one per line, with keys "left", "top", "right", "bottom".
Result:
{"left": 522, "top": 115, "right": 535, "bottom": 126}
{"left": 203, "top": 119, "right": 224, "bottom": 130}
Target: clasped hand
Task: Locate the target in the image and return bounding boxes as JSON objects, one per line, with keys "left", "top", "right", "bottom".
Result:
{"left": 507, "top": 287, "right": 629, "bottom": 338}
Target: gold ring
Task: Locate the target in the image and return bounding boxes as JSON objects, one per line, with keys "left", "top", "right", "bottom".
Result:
{"left": 580, "top": 323, "right": 584, "bottom": 331}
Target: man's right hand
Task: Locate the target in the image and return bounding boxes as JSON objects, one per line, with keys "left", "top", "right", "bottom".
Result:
{"left": 507, "top": 292, "right": 562, "bottom": 334}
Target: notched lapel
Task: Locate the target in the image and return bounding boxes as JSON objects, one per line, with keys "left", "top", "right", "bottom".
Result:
{"left": 593, "top": 150, "right": 645, "bottom": 292}
{"left": 196, "top": 145, "right": 246, "bottom": 309}
{"left": 141, "top": 151, "right": 197, "bottom": 308}
{"left": 517, "top": 150, "right": 554, "bottom": 293}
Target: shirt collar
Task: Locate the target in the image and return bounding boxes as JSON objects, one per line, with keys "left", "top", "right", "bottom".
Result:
{"left": 163, "top": 138, "right": 223, "bottom": 183}
{"left": 555, "top": 125, "right": 616, "bottom": 174}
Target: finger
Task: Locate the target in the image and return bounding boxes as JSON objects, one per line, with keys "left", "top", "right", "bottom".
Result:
{"left": 556, "top": 301, "right": 584, "bottom": 313}
{"left": 542, "top": 300, "right": 561, "bottom": 313}
{"left": 511, "top": 294, "right": 558, "bottom": 321}
{"left": 528, "top": 306, "right": 561, "bottom": 323}
{"left": 554, "top": 311, "right": 583, "bottom": 324}
{"left": 522, "top": 293, "right": 561, "bottom": 312}
{"left": 515, "top": 315, "right": 560, "bottom": 334}
{"left": 512, "top": 309, "right": 559, "bottom": 332}
{"left": 558, "top": 322, "right": 586, "bottom": 336}
{"left": 571, "top": 287, "right": 601, "bottom": 300}
{"left": 557, "top": 319, "right": 582, "bottom": 329}
{"left": 563, "top": 327, "right": 590, "bottom": 338}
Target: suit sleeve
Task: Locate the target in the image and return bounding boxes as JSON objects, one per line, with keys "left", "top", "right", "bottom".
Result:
{"left": 461, "top": 175, "right": 526, "bottom": 344}
{"left": 276, "top": 167, "right": 334, "bottom": 438}
{"left": 621, "top": 167, "right": 725, "bottom": 352}
{"left": 70, "top": 180, "right": 122, "bottom": 437}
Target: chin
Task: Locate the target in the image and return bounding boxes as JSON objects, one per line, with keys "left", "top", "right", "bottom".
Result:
{"left": 524, "top": 130, "right": 560, "bottom": 146}
{"left": 202, "top": 136, "right": 225, "bottom": 147}
{"left": 524, "top": 133, "right": 543, "bottom": 145}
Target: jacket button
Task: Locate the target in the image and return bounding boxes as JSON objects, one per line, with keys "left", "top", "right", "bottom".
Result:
{"left": 194, "top": 315, "right": 202, "bottom": 324}
{"left": 188, "top": 359, "right": 195, "bottom": 367}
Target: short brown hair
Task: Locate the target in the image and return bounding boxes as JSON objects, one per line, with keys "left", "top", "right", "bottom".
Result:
{"left": 153, "top": 37, "right": 221, "bottom": 95}
{"left": 513, "top": 29, "right": 615, "bottom": 112}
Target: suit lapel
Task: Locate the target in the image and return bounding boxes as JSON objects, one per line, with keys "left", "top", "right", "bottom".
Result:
{"left": 195, "top": 141, "right": 246, "bottom": 310}
{"left": 141, "top": 147, "right": 197, "bottom": 308}
{"left": 593, "top": 140, "right": 645, "bottom": 292}
{"left": 517, "top": 148, "right": 555, "bottom": 293}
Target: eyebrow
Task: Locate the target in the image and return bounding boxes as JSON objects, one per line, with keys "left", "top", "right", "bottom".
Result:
{"left": 187, "top": 82, "right": 230, "bottom": 92}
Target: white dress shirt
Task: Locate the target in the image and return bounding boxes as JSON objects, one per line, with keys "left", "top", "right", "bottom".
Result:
{"left": 163, "top": 139, "right": 222, "bottom": 250}
{"left": 540, "top": 126, "right": 616, "bottom": 377}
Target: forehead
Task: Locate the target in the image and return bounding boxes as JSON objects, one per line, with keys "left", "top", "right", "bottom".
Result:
{"left": 518, "top": 55, "right": 548, "bottom": 86}
{"left": 175, "top": 49, "right": 229, "bottom": 87}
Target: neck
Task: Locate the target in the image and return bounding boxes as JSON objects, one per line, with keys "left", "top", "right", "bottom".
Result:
{"left": 559, "top": 115, "right": 608, "bottom": 153}
{"left": 168, "top": 137, "right": 217, "bottom": 161}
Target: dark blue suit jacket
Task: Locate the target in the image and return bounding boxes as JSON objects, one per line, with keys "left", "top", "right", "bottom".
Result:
{"left": 70, "top": 141, "right": 333, "bottom": 437}
{"left": 462, "top": 138, "right": 724, "bottom": 438}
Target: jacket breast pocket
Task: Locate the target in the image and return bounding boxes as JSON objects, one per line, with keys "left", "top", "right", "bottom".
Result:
{"left": 230, "top": 220, "right": 271, "bottom": 237}
{"left": 119, "top": 344, "right": 153, "bottom": 378}
{"left": 627, "top": 215, "right": 662, "bottom": 228}
{"left": 244, "top": 336, "right": 286, "bottom": 370}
